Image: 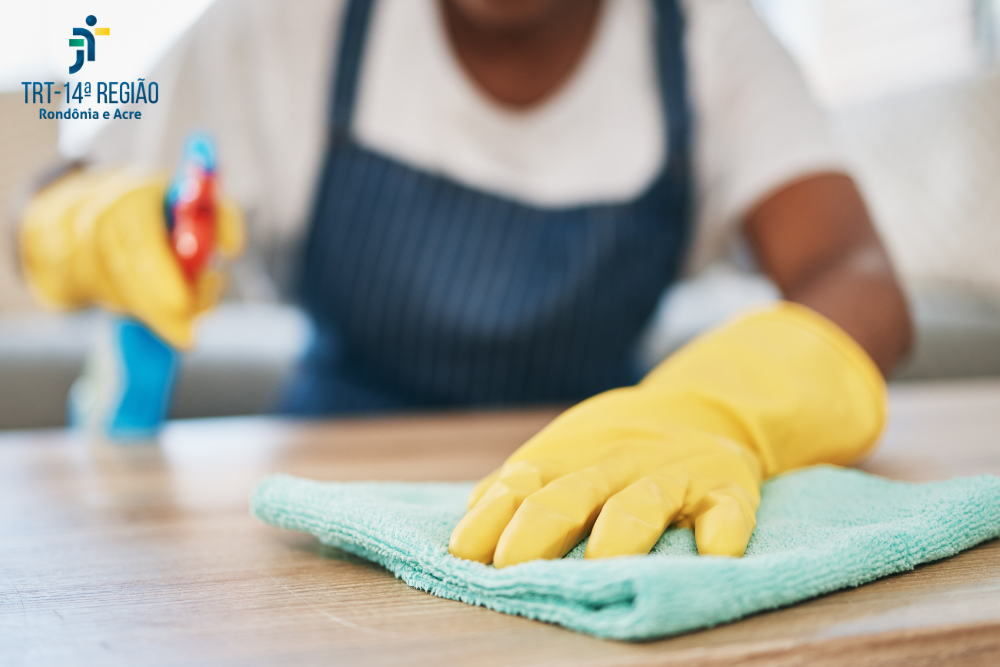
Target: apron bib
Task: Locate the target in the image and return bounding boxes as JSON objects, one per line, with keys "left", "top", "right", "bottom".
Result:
{"left": 285, "top": 0, "right": 693, "bottom": 414}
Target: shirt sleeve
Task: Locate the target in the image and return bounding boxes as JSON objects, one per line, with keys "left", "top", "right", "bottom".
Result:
{"left": 682, "top": 0, "right": 849, "bottom": 274}
{"left": 85, "top": 0, "right": 344, "bottom": 299}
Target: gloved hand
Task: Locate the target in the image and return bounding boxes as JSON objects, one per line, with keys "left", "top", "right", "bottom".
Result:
{"left": 19, "top": 168, "right": 244, "bottom": 349}
{"left": 449, "top": 303, "right": 886, "bottom": 567}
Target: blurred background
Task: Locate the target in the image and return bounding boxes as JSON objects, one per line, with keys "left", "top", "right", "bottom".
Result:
{"left": 2, "top": 0, "right": 999, "bottom": 429}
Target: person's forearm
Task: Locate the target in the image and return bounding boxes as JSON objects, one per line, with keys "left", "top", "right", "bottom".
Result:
{"left": 782, "top": 241, "right": 911, "bottom": 375}
{"left": 745, "top": 173, "right": 912, "bottom": 377}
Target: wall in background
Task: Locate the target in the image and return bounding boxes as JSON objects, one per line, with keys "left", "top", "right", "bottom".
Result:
{"left": 754, "top": 0, "right": 998, "bottom": 107}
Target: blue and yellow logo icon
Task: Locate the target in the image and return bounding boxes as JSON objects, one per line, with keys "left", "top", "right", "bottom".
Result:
{"left": 69, "top": 15, "right": 110, "bottom": 75}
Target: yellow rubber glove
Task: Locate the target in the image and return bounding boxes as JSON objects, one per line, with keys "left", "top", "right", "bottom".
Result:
{"left": 20, "top": 168, "right": 244, "bottom": 349}
{"left": 449, "top": 302, "right": 886, "bottom": 567}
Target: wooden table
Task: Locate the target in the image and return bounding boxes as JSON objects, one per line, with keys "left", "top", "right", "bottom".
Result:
{"left": 3, "top": 380, "right": 1000, "bottom": 666}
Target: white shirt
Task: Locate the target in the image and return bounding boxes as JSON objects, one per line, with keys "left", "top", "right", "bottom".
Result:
{"left": 88, "top": 0, "right": 845, "bottom": 299}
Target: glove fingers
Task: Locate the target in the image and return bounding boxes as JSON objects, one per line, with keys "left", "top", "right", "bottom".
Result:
{"left": 492, "top": 457, "right": 638, "bottom": 568}
{"left": 216, "top": 196, "right": 246, "bottom": 259}
{"left": 448, "top": 460, "right": 557, "bottom": 564}
{"left": 99, "top": 183, "right": 192, "bottom": 315}
{"left": 94, "top": 181, "right": 200, "bottom": 347}
{"left": 67, "top": 176, "right": 132, "bottom": 310}
{"left": 584, "top": 471, "right": 688, "bottom": 559}
{"left": 692, "top": 485, "right": 758, "bottom": 557}
{"left": 194, "top": 270, "right": 225, "bottom": 314}
{"left": 466, "top": 468, "right": 501, "bottom": 510}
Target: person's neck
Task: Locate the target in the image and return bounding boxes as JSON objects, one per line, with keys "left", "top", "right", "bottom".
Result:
{"left": 440, "top": 0, "right": 603, "bottom": 109}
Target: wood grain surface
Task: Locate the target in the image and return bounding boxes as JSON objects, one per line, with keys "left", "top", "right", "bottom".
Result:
{"left": 3, "top": 379, "right": 1000, "bottom": 666}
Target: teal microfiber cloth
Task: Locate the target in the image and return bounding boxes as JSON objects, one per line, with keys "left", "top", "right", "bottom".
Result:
{"left": 251, "top": 466, "right": 1000, "bottom": 640}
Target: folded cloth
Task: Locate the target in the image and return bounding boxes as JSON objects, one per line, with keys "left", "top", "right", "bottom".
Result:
{"left": 251, "top": 466, "right": 1000, "bottom": 640}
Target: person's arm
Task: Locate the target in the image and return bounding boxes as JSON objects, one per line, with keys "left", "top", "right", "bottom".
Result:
{"left": 448, "top": 173, "right": 904, "bottom": 567}
{"left": 745, "top": 172, "right": 912, "bottom": 375}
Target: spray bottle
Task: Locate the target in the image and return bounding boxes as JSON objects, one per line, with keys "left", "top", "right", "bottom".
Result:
{"left": 69, "top": 135, "right": 220, "bottom": 441}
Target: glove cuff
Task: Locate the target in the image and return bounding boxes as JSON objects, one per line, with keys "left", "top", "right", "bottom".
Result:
{"left": 642, "top": 301, "right": 887, "bottom": 476}
{"left": 769, "top": 301, "right": 886, "bottom": 421}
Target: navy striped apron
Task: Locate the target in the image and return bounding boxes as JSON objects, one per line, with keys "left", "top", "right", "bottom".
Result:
{"left": 283, "top": 0, "right": 693, "bottom": 414}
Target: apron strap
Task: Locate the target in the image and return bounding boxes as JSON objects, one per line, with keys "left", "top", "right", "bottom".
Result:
{"left": 330, "top": 0, "right": 376, "bottom": 142}
{"left": 653, "top": 0, "right": 692, "bottom": 164}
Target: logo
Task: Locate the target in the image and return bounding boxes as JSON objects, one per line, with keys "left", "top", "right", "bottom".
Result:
{"left": 69, "top": 15, "right": 110, "bottom": 74}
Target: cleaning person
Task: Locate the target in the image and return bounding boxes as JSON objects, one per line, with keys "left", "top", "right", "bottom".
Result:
{"left": 19, "top": 0, "right": 911, "bottom": 561}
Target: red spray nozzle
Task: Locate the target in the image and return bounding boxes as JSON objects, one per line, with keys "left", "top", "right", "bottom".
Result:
{"left": 165, "top": 134, "right": 218, "bottom": 283}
